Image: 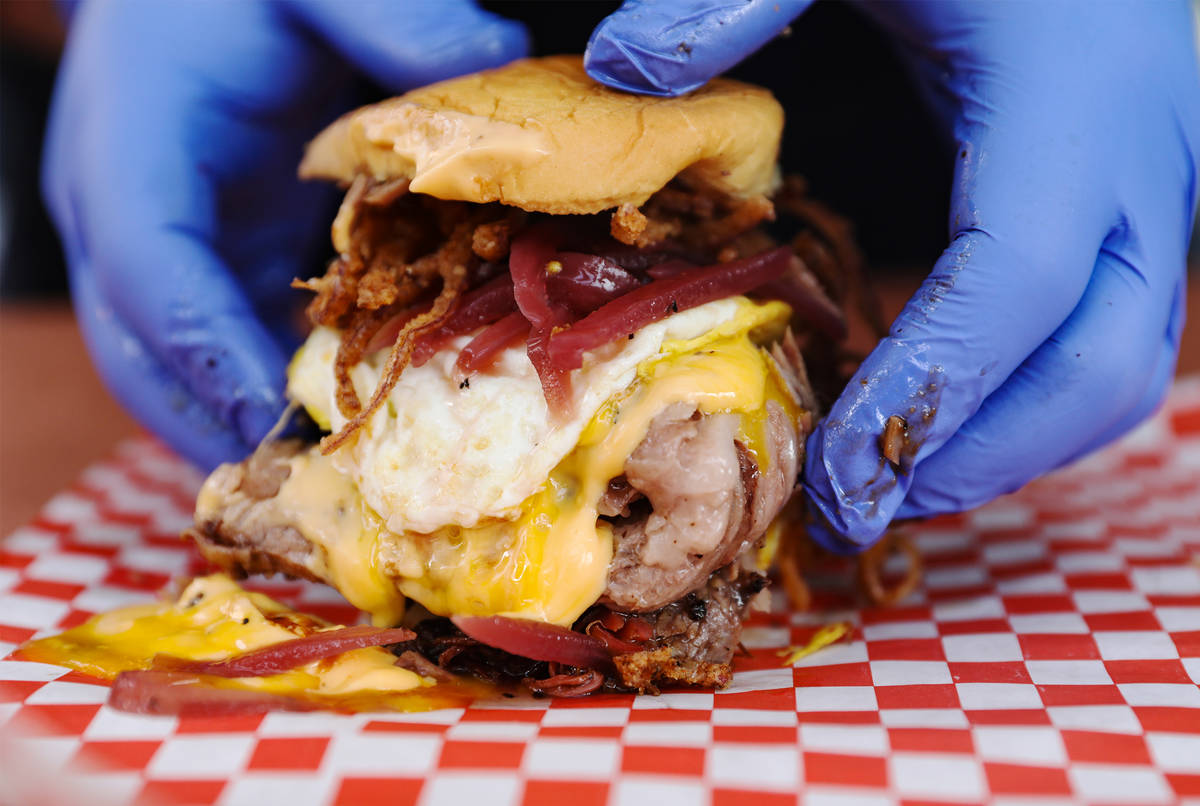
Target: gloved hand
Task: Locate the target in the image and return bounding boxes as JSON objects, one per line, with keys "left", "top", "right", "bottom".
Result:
{"left": 587, "top": 1, "right": 1199, "bottom": 551}
{"left": 44, "top": 1, "right": 527, "bottom": 470}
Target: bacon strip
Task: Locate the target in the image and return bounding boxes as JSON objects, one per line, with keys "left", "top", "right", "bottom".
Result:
{"left": 152, "top": 625, "right": 414, "bottom": 678}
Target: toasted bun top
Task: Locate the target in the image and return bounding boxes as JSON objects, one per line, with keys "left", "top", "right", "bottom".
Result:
{"left": 299, "top": 56, "right": 783, "bottom": 215}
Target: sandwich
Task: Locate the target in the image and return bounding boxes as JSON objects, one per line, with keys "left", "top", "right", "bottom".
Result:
{"left": 21, "top": 57, "right": 872, "bottom": 706}
{"left": 189, "top": 55, "right": 857, "bottom": 694}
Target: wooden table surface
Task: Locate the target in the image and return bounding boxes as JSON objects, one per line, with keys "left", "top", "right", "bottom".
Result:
{"left": 3, "top": 275, "right": 1199, "bottom": 536}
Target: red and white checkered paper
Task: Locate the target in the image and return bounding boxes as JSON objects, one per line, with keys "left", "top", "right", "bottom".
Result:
{"left": 3, "top": 380, "right": 1199, "bottom": 806}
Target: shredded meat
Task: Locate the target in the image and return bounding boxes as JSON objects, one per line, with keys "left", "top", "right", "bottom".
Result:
{"left": 298, "top": 179, "right": 540, "bottom": 449}
{"left": 597, "top": 476, "right": 642, "bottom": 519}
{"left": 293, "top": 261, "right": 354, "bottom": 328}
{"left": 188, "top": 440, "right": 324, "bottom": 584}
{"left": 331, "top": 303, "right": 409, "bottom": 419}
{"left": 776, "top": 175, "right": 885, "bottom": 339}
{"left": 393, "top": 650, "right": 454, "bottom": 682}
{"left": 382, "top": 566, "right": 766, "bottom": 696}
{"left": 691, "top": 194, "right": 775, "bottom": 250}
{"left": 609, "top": 186, "right": 774, "bottom": 254}
{"left": 298, "top": 174, "right": 852, "bottom": 451}
{"left": 640, "top": 184, "right": 717, "bottom": 219}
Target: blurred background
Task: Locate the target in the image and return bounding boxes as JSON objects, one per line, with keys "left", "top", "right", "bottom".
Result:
{"left": 1, "top": 1, "right": 1197, "bottom": 532}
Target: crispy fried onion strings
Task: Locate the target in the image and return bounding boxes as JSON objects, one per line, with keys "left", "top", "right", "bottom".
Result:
{"left": 330, "top": 302, "right": 410, "bottom": 420}
{"left": 320, "top": 223, "right": 473, "bottom": 454}
{"left": 777, "top": 541, "right": 812, "bottom": 614}
{"left": 856, "top": 531, "right": 922, "bottom": 607}
{"left": 773, "top": 500, "right": 816, "bottom": 614}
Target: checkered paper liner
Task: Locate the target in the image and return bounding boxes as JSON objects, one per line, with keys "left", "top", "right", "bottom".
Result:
{"left": 2, "top": 381, "right": 1199, "bottom": 806}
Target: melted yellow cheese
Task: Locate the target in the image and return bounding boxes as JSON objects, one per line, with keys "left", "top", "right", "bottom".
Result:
{"left": 276, "top": 299, "right": 802, "bottom": 627}
{"left": 271, "top": 459, "right": 408, "bottom": 627}
{"left": 18, "top": 575, "right": 425, "bottom": 699}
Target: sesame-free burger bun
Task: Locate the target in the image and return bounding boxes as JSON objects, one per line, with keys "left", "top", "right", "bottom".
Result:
{"left": 299, "top": 55, "right": 783, "bottom": 215}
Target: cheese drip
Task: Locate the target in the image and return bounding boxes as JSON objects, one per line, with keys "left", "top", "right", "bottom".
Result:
{"left": 17, "top": 575, "right": 426, "bottom": 699}
{"left": 272, "top": 311, "right": 801, "bottom": 627}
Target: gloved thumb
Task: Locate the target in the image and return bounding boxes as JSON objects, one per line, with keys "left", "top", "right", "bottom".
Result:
{"left": 288, "top": 0, "right": 529, "bottom": 92}
{"left": 585, "top": 0, "right": 814, "bottom": 96}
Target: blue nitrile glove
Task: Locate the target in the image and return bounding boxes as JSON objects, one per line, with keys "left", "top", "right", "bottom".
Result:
{"left": 587, "top": 1, "right": 1199, "bottom": 551}
{"left": 43, "top": 1, "right": 527, "bottom": 470}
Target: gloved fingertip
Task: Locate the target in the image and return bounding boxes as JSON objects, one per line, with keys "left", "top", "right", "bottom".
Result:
{"left": 801, "top": 506, "right": 869, "bottom": 557}
{"left": 71, "top": 271, "right": 267, "bottom": 472}
{"left": 801, "top": 483, "right": 891, "bottom": 553}
{"left": 584, "top": 29, "right": 701, "bottom": 97}
{"left": 585, "top": 0, "right": 814, "bottom": 96}
{"left": 161, "top": 307, "right": 289, "bottom": 441}
{"left": 801, "top": 421, "right": 897, "bottom": 553}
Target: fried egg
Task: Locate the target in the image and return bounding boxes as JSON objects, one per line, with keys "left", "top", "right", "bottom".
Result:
{"left": 288, "top": 297, "right": 789, "bottom": 535}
